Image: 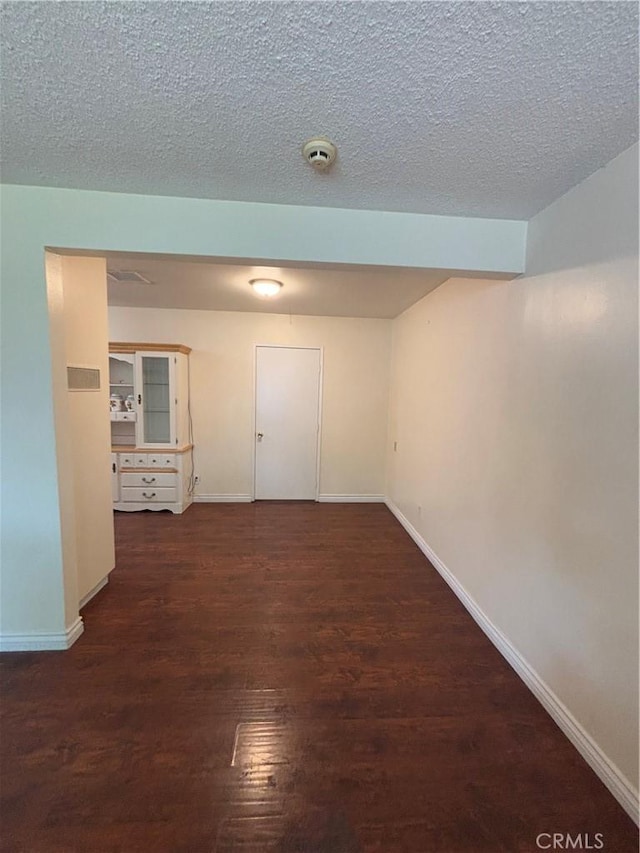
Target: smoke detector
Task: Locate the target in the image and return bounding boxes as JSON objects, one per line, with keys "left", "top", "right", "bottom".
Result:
{"left": 302, "top": 137, "right": 337, "bottom": 171}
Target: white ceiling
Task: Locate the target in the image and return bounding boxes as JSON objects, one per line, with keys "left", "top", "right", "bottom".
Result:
{"left": 104, "top": 254, "right": 486, "bottom": 319}
{"left": 1, "top": 2, "right": 637, "bottom": 220}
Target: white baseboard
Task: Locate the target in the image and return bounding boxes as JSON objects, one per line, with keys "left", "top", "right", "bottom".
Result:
{"left": 194, "top": 494, "right": 253, "bottom": 503}
{"left": 318, "top": 494, "right": 385, "bottom": 503}
{"left": 385, "top": 498, "right": 639, "bottom": 825}
{"left": 194, "top": 494, "right": 385, "bottom": 504}
{"left": 79, "top": 574, "right": 109, "bottom": 610}
{"left": 0, "top": 616, "right": 84, "bottom": 652}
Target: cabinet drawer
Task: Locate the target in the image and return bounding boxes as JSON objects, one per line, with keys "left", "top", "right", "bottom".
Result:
{"left": 121, "top": 487, "right": 177, "bottom": 503}
{"left": 148, "top": 453, "right": 176, "bottom": 468}
{"left": 119, "top": 453, "right": 135, "bottom": 467}
{"left": 121, "top": 472, "right": 177, "bottom": 488}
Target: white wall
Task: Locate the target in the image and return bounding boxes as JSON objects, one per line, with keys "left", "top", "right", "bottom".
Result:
{"left": 108, "top": 308, "right": 391, "bottom": 499}
{"left": 1, "top": 184, "right": 523, "bottom": 646}
{"left": 40, "top": 253, "right": 115, "bottom": 641}
{"left": 387, "top": 144, "right": 639, "bottom": 806}
{"left": 59, "top": 256, "right": 115, "bottom": 603}
{"left": 0, "top": 185, "right": 526, "bottom": 648}
{"left": 44, "top": 253, "right": 81, "bottom": 632}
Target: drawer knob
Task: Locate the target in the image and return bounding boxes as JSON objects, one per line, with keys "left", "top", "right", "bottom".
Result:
{"left": 142, "top": 492, "right": 156, "bottom": 499}
{"left": 142, "top": 477, "right": 156, "bottom": 484}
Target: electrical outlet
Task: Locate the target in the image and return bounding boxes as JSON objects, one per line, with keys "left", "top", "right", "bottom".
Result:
{"left": 194, "top": 475, "right": 200, "bottom": 485}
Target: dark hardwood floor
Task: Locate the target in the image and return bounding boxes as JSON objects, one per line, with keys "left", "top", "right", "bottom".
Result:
{"left": 1, "top": 503, "right": 637, "bottom": 852}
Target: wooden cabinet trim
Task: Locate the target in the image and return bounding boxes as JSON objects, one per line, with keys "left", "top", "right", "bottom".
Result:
{"left": 109, "top": 342, "right": 192, "bottom": 355}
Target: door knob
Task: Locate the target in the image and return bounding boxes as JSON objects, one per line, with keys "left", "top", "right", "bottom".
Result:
{"left": 257, "top": 432, "right": 264, "bottom": 441}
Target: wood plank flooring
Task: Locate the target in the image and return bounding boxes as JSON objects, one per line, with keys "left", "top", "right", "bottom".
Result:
{"left": 1, "top": 503, "right": 637, "bottom": 852}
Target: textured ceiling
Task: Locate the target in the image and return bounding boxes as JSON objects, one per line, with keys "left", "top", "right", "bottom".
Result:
{"left": 103, "top": 254, "right": 470, "bottom": 319}
{"left": 1, "top": 2, "right": 637, "bottom": 219}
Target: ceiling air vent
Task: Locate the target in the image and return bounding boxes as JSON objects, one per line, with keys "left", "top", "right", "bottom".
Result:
{"left": 107, "top": 270, "right": 153, "bottom": 284}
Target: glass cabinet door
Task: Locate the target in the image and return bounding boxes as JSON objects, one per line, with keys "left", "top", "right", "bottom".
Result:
{"left": 139, "top": 355, "right": 172, "bottom": 445}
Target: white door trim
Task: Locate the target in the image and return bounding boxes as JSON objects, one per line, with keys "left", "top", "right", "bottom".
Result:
{"left": 252, "top": 344, "right": 324, "bottom": 501}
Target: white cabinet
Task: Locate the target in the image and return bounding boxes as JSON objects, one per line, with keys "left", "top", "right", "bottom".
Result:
{"left": 120, "top": 472, "right": 177, "bottom": 487}
{"left": 115, "top": 449, "right": 191, "bottom": 513}
{"left": 121, "top": 486, "right": 177, "bottom": 504}
{"left": 110, "top": 345, "right": 190, "bottom": 449}
{"left": 148, "top": 453, "right": 176, "bottom": 468}
{"left": 109, "top": 343, "right": 193, "bottom": 514}
{"left": 135, "top": 353, "right": 175, "bottom": 447}
{"left": 109, "top": 352, "right": 136, "bottom": 448}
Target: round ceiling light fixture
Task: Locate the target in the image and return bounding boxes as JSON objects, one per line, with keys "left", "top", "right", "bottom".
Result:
{"left": 249, "top": 278, "right": 283, "bottom": 298}
{"left": 302, "top": 137, "right": 337, "bottom": 171}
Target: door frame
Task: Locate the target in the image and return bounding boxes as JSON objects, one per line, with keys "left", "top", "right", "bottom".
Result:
{"left": 251, "top": 344, "right": 324, "bottom": 501}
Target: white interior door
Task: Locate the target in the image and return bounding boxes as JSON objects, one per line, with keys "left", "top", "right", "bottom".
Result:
{"left": 255, "top": 346, "right": 321, "bottom": 500}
